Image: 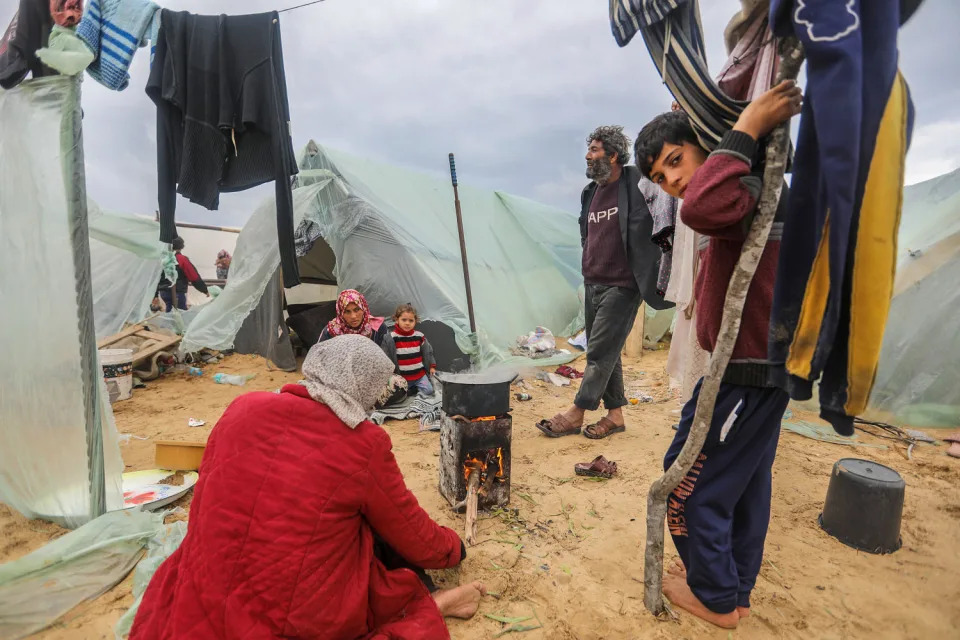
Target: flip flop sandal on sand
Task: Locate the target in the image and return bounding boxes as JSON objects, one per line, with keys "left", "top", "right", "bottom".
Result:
{"left": 583, "top": 417, "right": 626, "bottom": 440}
{"left": 535, "top": 414, "right": 582, "bottom": 438}
{"left": 575, "top": 455, "right": 617, "bottom": 478}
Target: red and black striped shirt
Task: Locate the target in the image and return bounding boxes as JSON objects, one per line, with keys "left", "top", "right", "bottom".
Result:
{"left": 391, "top": 328, "right": 426, "bottom": 382}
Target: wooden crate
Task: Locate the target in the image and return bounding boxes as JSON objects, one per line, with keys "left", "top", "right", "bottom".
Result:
{"left": 155, "top": 440, "right": 207, "bottom": 471}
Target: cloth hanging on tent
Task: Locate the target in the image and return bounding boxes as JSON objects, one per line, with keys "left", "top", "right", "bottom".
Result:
{"left": 767, "top": 0, "right": 916, "bottom": 436}
{"left": 50, "top": 0, "right": 82, "bottom": 27}
{"left": 609, "top": 0, "right": 746, "bottom": 150}
{"left": 35, "top": 24, "right": 94, "bottom": 75}
{"left": 716, "top": 2, "right": 779, "bottom": 102}
{"left": 75, "top": 0, "right": 159, "bottom": 91}
{"left": 665, "top": 203, "right": 709, "bottom": 402}
{"left": 147, "top": 9, "right": 301, "bottom": 288}
{"left": 0, "top": 0, "right": 56, "bottom": 89}
{"left": 639, "top": 175, "right": 677, "bottom": 296}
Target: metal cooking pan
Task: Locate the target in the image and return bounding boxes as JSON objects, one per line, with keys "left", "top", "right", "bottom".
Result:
{"left": 435, "top": 371, "right": 518, "bottom": 417}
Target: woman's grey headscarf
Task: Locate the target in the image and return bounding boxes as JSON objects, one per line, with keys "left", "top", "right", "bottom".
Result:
{"left": 301, "top": 335, "right": 395, "bottom": 428}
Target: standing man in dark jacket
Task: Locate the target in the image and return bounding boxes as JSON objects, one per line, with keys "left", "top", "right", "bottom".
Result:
{"left": 157, "top": 236, "right": 209, "bottom": 311}
{"left": 536, "top": 126, "right": 672, "bottom": 440}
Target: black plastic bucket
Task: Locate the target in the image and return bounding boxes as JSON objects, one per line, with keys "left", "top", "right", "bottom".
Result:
{"left": 435, "top": 371, "right": 517, "bottom": 417}
{"left": 819, "top": 458, "right": 904, "bottom": 554}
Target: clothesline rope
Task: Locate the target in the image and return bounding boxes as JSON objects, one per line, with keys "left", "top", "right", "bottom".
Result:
{"left": 277, "top": 0, "right": 328, "bottom": 13}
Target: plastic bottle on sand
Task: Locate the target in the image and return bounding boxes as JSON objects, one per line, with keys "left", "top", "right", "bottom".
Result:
{"left": 213, "top": 373, "right": 255, "bottom": 386}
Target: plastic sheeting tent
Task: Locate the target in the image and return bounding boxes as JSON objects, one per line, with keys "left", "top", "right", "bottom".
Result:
{"left": 867, "top": 169, "right": 960, "bottom": 426}
{"left": 88, "top": 200, "right": 164, "bottom": 339}
{"left": 0, "top": 76, "right": 124, "bottom": 527}
{"left": 182, "top": 141, "right": 586, "bottom": 367}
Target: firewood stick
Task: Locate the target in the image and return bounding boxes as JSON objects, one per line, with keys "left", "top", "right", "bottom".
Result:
{"left": 642, "top": 39, "right": 805, "bottom": 616}
{"left": 465, "top": 467, "right": 481, "bottom": 546}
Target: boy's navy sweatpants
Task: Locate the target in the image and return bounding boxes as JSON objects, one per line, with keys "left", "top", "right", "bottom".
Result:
{"left": 663, "top": 378, "right": 789, "bottom": 614}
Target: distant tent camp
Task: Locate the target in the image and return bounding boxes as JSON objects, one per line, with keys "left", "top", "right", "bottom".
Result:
{"left": 180, "top": 141, "right": 585, "bottom": 369}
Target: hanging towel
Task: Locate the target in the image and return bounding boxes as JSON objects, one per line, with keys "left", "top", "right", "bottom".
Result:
{"left": 75, "top": 0, "right": 160, "bottom": 91}
{"left": 0, "top": 0, "right": 56, "bottom": 89}
{"left": 609, "top": 0, "right": 746, "bottom": 150}
{"left": 767, "top": 0, "right": 917, "bottom": 435}
{"left": 35, "top": 25, "right": 95, "bottom": 75}
{"left": 665, "top": 203, "right": 709, "bottom": 402}
{"left": 639, "top": 175, "right": 677, "bottom": 296}
{"left": 147, "top": 10, "right": 301, "bottom": 287}
{"left": 50, "top": 0, "right": 83, "bottom": 27}
{"left": 716, "top": 2, "right": 779, "bottom": 102}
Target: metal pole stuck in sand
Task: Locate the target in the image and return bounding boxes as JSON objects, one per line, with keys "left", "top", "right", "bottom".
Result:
{"left": 448, "top": 153, "right": 477, "bottom": 334}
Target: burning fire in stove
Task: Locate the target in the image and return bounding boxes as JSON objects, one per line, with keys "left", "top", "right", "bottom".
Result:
{"left": 463, "top": 448, "right": 504, "bottom": 480}
{"left": 463, "top": 448, "right": 506, "bottom": 499}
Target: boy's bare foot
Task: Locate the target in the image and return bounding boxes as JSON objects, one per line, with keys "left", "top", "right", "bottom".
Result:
{"left": 665, "top": 559, "right": 750, "bottom": 620}
{"left": 433, "top": 581, "right": 486, "bottom": 619}
{"left": 667, "top": 558, "right": 686, "bottom": 577}
{"left": 663, "top": 573, "right": 739, "bottom": 629}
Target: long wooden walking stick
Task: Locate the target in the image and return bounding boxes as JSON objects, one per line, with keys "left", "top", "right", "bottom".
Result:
{"left": 643, "top": 38, "right": 805, "bottom": 616}
{"left": 448, "top": 153, "right": 477, "bottom": 335}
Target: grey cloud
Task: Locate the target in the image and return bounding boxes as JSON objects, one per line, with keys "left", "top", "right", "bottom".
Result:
{"left": 23, "top": 0, "right": 957, "bottom": 226}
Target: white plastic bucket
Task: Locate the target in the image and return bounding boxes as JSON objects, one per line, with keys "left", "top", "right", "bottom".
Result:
{"left": 99, "top": 348, "right": 134, "bottom": 402}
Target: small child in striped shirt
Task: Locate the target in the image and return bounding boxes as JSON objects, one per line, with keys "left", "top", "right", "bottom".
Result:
{"left": 382, "top": 304, "right": 436, "bottom": 397}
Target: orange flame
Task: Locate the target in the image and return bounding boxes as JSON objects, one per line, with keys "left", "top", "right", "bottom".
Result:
{"left": 462, "top": 448, "right": 505, "bottom": 483}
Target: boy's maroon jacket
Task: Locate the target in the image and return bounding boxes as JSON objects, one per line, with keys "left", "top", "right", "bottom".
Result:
{"left": 679, "top": 130, "right": 787, "bottom": 387}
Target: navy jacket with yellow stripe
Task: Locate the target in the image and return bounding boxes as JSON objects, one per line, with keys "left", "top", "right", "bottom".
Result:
{"left": 767, "top": 0, "right": 918, "bottom": 434}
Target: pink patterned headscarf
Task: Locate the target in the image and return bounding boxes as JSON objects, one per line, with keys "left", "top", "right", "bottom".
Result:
{"left": 326, "top": 289, "right": 378, "bottom": 338}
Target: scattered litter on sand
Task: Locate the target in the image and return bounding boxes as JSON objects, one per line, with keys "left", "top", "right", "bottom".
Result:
{"left": 2, "top": 352, "right": 959, "bottom": 640}
{"left": 536, "top": 372, "right": 570, "bottom": 387}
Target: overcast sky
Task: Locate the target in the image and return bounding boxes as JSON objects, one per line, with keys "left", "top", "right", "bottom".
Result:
{"left": 4, "top": 0, "right": 956, "bottom": 226}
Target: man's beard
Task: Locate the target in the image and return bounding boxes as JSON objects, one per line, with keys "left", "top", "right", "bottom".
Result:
{"left": 586, "top": 157, "right": 612, "bottom": 184}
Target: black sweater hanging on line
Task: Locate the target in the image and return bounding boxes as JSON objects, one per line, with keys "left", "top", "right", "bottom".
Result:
{"left": 146, "top": 9, "right": 301, "bottom": 287}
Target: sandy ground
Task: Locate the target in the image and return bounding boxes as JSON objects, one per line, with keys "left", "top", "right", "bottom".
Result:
{"left": 2, "top": 350, "right": 959, "bottom": 639}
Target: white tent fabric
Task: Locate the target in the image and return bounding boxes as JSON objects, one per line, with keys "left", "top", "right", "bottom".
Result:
{"left": 0, "top": 76, "right": 124, "bottom": 527}
{"left": 88, "top": 201, "right": 164, "bottom": 339}
{"left": 867, "top": 168, "right": 960, "bottom": 426}
{"left": 182, "top": 142, "right": 585, "bottom": 367}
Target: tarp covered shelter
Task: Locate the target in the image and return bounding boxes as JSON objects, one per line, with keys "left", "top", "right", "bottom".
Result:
{"left": 0, "top": 76, "right": 123, "bottom": 528}
{"left": 868, "top": 168, "right": 960, "bottom": 426}
{"left": 180, "top": 141, "right": 585, "bottom": 368}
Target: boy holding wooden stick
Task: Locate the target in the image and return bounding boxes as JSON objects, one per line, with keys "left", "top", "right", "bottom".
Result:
{"left": 633, "top": 80, "right": 801, "bottom": 628}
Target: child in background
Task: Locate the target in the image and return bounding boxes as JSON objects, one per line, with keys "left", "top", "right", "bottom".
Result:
{"left": 382, "top": 304, "right": 436, "bottom": 397}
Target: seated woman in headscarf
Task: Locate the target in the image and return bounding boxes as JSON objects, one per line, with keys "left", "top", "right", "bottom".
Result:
{"left": 318, "top": 289, "right": 388, "bottom": 346}
{"left": 318, "top": 289, "right": 407, "bottom": 408}
{"left": 130, "top": 335, "right": 485, "bottom": 640}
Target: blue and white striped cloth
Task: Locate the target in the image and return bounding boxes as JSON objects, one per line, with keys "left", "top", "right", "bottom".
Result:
{"left": 76, "top": 0, "right": 160, "bottom": 91}
{"left": 609, "top": 0, "right": 748, "bottom": 150}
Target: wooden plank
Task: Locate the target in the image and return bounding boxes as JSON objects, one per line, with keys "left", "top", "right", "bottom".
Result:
{"left": 134, "top": 329, "right": 178, "bottom": 343}
{"left": 97, "top": 323, "right": 147, "bottom": 349}
{"left": 623, "top": 303, "right": 646, "bottom": 359}
{"left": 96, "top": 313, "right": 163, "bottom": 349}
{"left": 465, "top": 468, "right": 480, "bottom": 546}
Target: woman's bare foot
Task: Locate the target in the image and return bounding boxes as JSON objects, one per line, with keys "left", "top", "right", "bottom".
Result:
{"left": 663, "top": 573, "right": 739, "bottom": 629}
{"left": 737, "top": 606, "right": 750, "bottom": 619}
{"left": 433, "top": 581, "right": 486, "bottom": 619}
